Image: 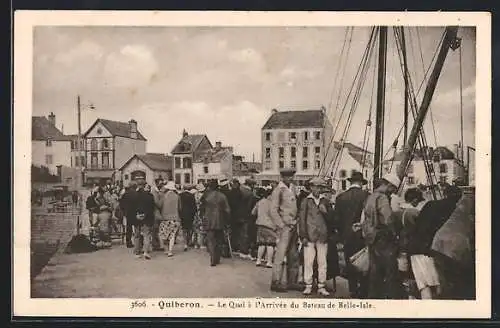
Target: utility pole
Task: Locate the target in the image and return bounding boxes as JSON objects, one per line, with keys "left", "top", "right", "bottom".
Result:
{"left": 373, "top": 26, "right": 388, "bottom": 181}
{"left": 397, "top": 26, "right": 459, "bottom": 181}
{"left": 77, "top": 95, "right": 82, "bottom": 187}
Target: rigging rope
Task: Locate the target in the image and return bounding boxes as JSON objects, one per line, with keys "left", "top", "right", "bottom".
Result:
{"left": 318, "top": 27, "right": 378, "bottom": 177}
{"left": 360, "top": 55, "right": 377, "bottom": 170}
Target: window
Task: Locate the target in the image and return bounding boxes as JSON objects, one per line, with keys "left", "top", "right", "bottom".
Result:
{"left": 439, "top": 176, "right": 447, "bottom": 184}
{"left": 265, "top": 148, "right": 271, "bottom": 159}
{"left": 302, "top": 160, "right": 309, "bottom": 170}
{"left": 46, "top": 139, "right": 52, "bottom": 147}
{"left": 289, "top": 132, "right": 297, "bottom": 141}
{"left": 70, "top": 157, "right": 73, "bottom": 167}
{"left": 303, "top": 131, "right": 309, "bottom": 141}
{"left": 90, "top": 153, "right": 98, "bottom": 169}
{"left": 102, "top": 152, "right": 110, "bottom": 169}
{"left": 279, "top": 160, "right": 284, "bottom": 169}
{"left": 303, "top": 147, "right": 308, "bottom": 158}
{"left": 183, "top": 157, "right": 192, "bottom": 169}
{"left": 407, "top": 176, "right": 415, "bottom": 185}
{"left": 315, "top": 147, "right": 321, "bottom": 157}
{"left": 439, "top": 163, "right": 448, "bottom": 173}
{"left": 315, "top": 160, "right": 321, "bottom": 169}
{"left": 315, "top": 131, "right": 321, "bottom": 140}
{"left": 407, "top": 164, "right": 414, "bottom": 174}
{"left": 339, "top": 169, "right": 347, "bottom": 178}
{"left": 81, "top": 156, "right": 85, "bottom": 167}
{"left": 203, "top": 166, "right": 209, "bottom": 174}
{"left": 184, "top": 173, "right": 191, "bottom": 184}
{"left": 80, "top": 140, "right": 85, "bottom": 150}
{"left": 265, "top": 132, "right": 271, "bottom": 141}
{"left": 90, "top": 139, "right": 98, "bottom": 151}
{"left": 124, "top": 174, "right": 129, "bottom": 180}
{"left": 175, "top": 173, "right": 181, "bottom": 184}
{"left": 264, "top": 161, "right": 272, "bottom": 170}
{"left": 341, "top": 180, "right": 347, "bottom": 190}
{"left": 45, "top": 154, "right": 53, "bottom": 165}
{"left": 291, "top": 147, "right": 296, "bottom": 158}
{"left": 101, "top": 139, "right": 109, "bottom": 150}
{"left": 279, "top": 147, "right": 284, "bottom": 158}
{"left": 75, "top": 156, "right": 79, "bottom": 167}
{"left": 291, "top": 160, "right": 296, "bottom": 169}
{"left": 175, "top": 157, "right": 181, "bottom": 169}
{"left": 71, "top": 140, "right": 76, "bottom": 150}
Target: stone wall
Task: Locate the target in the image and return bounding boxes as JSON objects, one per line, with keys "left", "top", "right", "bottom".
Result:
{"left": 31, "top": 211, "right": 78, "bottom": 279}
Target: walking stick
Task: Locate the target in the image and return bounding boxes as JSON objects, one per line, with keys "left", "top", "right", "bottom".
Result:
{"left": 225, "top": 228, "right": 233, "bottom": 258}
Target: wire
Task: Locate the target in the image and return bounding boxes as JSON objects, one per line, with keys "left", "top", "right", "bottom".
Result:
{"left": 318, "top": 27, "right": 377, "bottom": 177}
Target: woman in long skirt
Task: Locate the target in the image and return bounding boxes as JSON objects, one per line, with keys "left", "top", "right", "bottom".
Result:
{"left": 159, "top": 181, "right": 182, "bottom": 257}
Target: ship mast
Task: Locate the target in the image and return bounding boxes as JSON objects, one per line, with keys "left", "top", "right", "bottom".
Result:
{"left": 373, "top": 27, "right": 388, "bottom": 182}
{"left": 396, "top": 26, "right": 459, "bottom": 182}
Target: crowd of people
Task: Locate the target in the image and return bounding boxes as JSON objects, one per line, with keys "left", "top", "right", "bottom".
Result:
{"left": 83, "top": 167, "right": 475, "bottom": 300}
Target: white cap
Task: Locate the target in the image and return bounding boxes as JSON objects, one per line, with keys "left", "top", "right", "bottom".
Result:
{"left": 381, "top": 173, "right": 401, "bottom": 188}
{"left": 163, "top": 181, "right": 176, "bottom": 191}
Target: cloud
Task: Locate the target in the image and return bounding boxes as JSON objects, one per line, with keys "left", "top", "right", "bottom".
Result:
{"left": 54, "top": 40, "right": 103, "bottom": 65}
{"left": 138, "top": 100, "right": 266, "bottom": 159}
{"left": 103, "top": 44, "right": 159, "bottom": 89}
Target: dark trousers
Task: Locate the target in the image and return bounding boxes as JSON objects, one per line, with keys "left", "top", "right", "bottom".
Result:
{"left": 206, "top": 229, "right": 225, "bottom": 265}
{"left": 368, "top": 239, "right": 403, "bottom": 299}
{"left": 152, "top": 220, "right": 161, "bottom": 249}
{"left": 233, "top": 220, "right": 249, "bottom": 254}
{"left": 126, "top": 219, "right": 134, "bottom": 245}
{"left": 344, "top": 241, "right": 369, "bottom": 298}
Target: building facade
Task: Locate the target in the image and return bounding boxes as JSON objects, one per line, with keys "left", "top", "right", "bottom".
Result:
{"left": 256, "top": 107, "right": 334, "bottom": 186}
{"left": 120, "top": 153, "right": 173, "bottom": 187}
{"left": 32, "top": 113, "right": 71, "bottom": 175}
{"left": 232, "top": 155, "right": 262, "bottom": 183}
{"left": 82, "top": 118, "right": 147, "bottom": 185}
{"left": 383, "top": 146, "right": 466, "bottom": 188}
{"left": 330, "top": 142, "right": 374, "bottom": 192}
{"left": 193, "top": 142, "right": 233, "bottom": 184}
{"left": 171, "top": 130, "right": 212, "bottom": 186}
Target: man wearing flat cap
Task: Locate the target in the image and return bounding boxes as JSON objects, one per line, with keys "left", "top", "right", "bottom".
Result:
{"left": 127, "top": 171, "right": 155, "bottom": 260}
{"left": 334, "top": 171, "right": 370, "bottom": 298}
{"left": 269, "top": 167, "right": 300, "bottom": 292}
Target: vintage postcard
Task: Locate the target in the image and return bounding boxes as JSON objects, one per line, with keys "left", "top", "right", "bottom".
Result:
{"left": 13, "top": 11, "right": 491, "bottom": 318}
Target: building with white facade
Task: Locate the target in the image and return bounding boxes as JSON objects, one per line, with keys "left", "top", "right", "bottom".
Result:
{"left": 32, "top": 113, "right": 72, "bottom": 175}
{"left": 171, "top": 130, "right": 212, "bottom": 187}
{"left": 193, "top": 141, "right": 233, "bottom": 185}
{"left": 256, "top": 107, "right": 335, "bottom": 186}
{"left": 329, "top": 142, "right": 374, "bottom": 192}
{"left": 383, "top": 146, "right": 466, "bottom": 188}
{"left": 119, "top": 153, "right": 173, "bottom": 187}
{"left": 82, "top": 118, "right": 147, "bottom": 185}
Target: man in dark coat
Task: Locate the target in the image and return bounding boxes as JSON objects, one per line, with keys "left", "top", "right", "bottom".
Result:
{"left": 230, "top": 179, "right": 256, "bottom": 260}
{"left": 200, "top": 179, "right": 231, "bottom": 266}
{"left": 127, "top": 171, "right": 155, "bottom": 260}
{"left": 179, "top": 185, "right": 197, "bottom": 250}
{"left": 334, "top": 171, "right": 370, "bottom": 298}
{"left": 120, "top": 181, "right": 137, "bottom": 248}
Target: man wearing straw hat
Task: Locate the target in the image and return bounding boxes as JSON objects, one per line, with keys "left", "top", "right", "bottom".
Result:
{"left": 362, "top": 173, "right": 402, "bottom": 299}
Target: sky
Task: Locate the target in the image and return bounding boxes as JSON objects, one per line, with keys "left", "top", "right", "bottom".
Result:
{"left": 32, "top": 26, "right": 476, "bottom": 161}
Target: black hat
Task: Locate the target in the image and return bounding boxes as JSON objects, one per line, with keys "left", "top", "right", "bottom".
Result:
{"left": 404, "top": 188, "right": 424, "bottom": 203}
{"left": 347, "top": 171, "right": 368, "bottom": 185}
{"left": 280, "top": 167, "right": 297, "bottom": 177}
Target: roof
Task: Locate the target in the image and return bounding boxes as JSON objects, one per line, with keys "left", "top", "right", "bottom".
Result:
{"left": 32, "top": 116, "right": 71, "bottom": 141}
{"left": 385, "top": 146, "right": 457, "bottom": 163}
{"left": 119, "top": 153, "right": 173, "bottom": 172}
{"left": 83, "top": 118, "right": 147, "bottom": 140}
{"left": 333, "top": 141, "right": 373, "bottom": 167}
{"left": 262, "top": 110, "right": 325, "bottom": 129}
{"left": 195, "top": 147, "right": 232, "bottom": 163}
{"left": 171, "top": 134, "right": 209, "bottom": 154}
{"left": 233, "top": 161, "right": 262, "bottom": 176}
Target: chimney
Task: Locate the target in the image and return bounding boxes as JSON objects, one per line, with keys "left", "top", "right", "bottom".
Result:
{"left": 48, "top": 112, "right": 56, "bottom": 126}
{"left": 129, "top": 119, "right": 138, "bottom": 139}
{"left": 320, "top": 105, "right": 326, "bottom": 113}
{"left": 182, "top": 129, "right": 188, "bottom": 138}
{"left": 215, "top": 141, "right": 222, "bottom": 150}
{"left": 271, "top": 108, "right": 278, "bottom": 115}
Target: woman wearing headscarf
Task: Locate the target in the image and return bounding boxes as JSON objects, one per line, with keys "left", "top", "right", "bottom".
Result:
{"left": 159, "top": 181, "right": 182, "bottom": 256}
{"left": 192, "top": 183, "right": 206, "bottom": 249}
